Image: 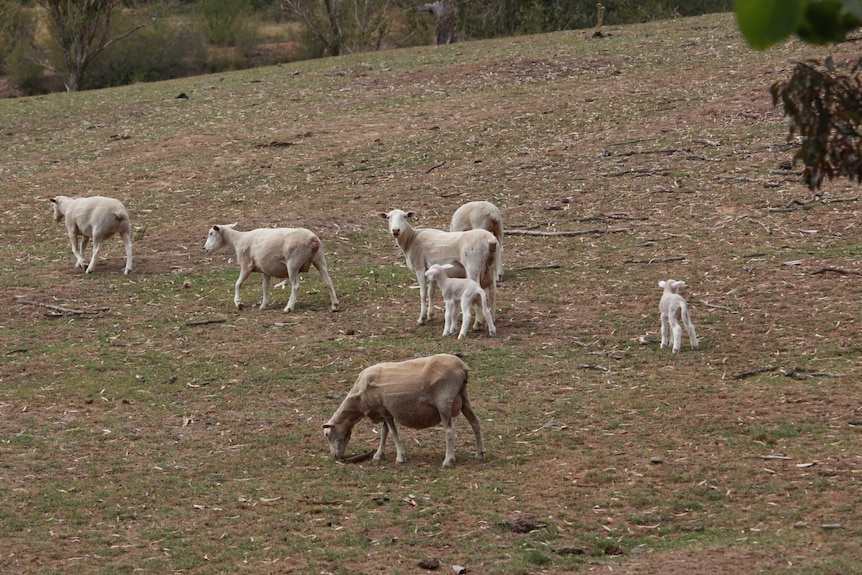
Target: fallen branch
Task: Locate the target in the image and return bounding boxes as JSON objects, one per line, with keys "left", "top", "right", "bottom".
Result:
{"left": 506, "top": 227, "right": 630, "bottom": 237}
{"left": 732, "top": 366, "right": 778, "bottom": 380}
{"left": 624, "top": 256, "right": 686, "bottom": 264}
{"left": 699, "top": 300, "right": 738, "bottom": 313}
{"left": 602, "top": 168, "right": 671, "bottom": 178}
{"left": 185, "top": 318, "right": 227, "bottom": 327}
{"left": 781, "top": 367, "right": 841, "bottom": 380}
{"left": 811, "top": 267, "right": 862, "bottom": 277}
{"left": 517, "top": 264, "right": 561, "bottom": 271}
{"left": 19, "top": 300, "right": 109, "bottom": 316}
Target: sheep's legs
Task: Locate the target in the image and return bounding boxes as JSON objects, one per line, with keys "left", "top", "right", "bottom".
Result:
{"left": 234, "top": 267, "right": 252, "bottom": 309}
{"left": 460, "top": 390, "right": 485, "bottom": 461}
{"left": 375, "top": 414, "right": 407, "bottom": 463}
{"left": 660, "top": 313, "right": 670, "bottom": 349}
{"left": 443, "top": 300, "right": 457, "bottom": 337}
{"left": 458, "top": 297, "right": 472, "bottom": 339}
{"left": 68, "top": 229, "right": 86, "bottom": 269}
{"left": 121, "top": 230, "right": 133, "bottom": 275}
{"left": 311, "top": 252, "right": 340, "bottom": 312}
{"left": 260, "top": 275, "right": 272, "bottom": 311}
{"left": 278, "top": 270, "right": 301, "bottom": 312}
{"left": 439, "top": 411, "right": 457, "bottom": 468}
{"left": 682, "top": 307, "right": 699, "bottom": 349}
{"left": 414, "top": 271, "right": 429, "bottom": 325}
{"left": 480, "top": 293, "right": 497, "bottom": 337}
{"left": 85, "top": 239, "right": 102, "bottom": 274}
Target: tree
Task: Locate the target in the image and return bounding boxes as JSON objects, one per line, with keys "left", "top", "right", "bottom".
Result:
{"left": 39, "top": 0, "right": 156, "bottom": 91}
{"left": 284, "top": 0, "right": 401, "bottom": 56}
{"left": 736, "top": 0, "right": 862, "bottom": 189}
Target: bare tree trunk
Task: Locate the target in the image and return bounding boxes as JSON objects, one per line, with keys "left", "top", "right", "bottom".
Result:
{"left": 323, "top": 0, "right": 343, "bottom": 55}
{"left": 421, "top": 0, "right": 457, "bottom": 45}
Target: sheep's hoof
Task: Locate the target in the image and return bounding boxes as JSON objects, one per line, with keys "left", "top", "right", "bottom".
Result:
{"left": 441, "top": 459, "right": 455, "bottom": 469}
{"left": 330, "top": 303, "right": 340, "bottom": 312}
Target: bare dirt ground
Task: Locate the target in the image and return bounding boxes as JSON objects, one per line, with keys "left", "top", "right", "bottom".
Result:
{"left": 1, "top": 13, "right": 860, "bottom": 575}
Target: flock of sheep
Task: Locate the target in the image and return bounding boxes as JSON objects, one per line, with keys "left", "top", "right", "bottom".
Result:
{"left": 50, "top": 194, "right": 698, "bottom": 468}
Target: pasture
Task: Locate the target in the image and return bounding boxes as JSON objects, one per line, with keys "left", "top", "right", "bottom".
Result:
{"left": 1, "top": 12, "right": 860, "bottom": 574}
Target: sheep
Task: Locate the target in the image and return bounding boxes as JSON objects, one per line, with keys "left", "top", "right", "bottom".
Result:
{"left": 450, "top": 201, "right": 504, "bottom": 281}
{"left": 659, "top": 279, "right": 698, "bottom": 353}
{"left": 378, "top": 209, "right": 497, "bottom": 326}
{"left": 424, "top": 263, "right": 496, "bottom": 338}
{"left": 203, "top": 223, "right": 339, "bottom": 312}
{"left": 50, "top": 195, "right": 133, "bottom": 274}
{"left": 323, "top": 353, "right": 485, "bottom": 468}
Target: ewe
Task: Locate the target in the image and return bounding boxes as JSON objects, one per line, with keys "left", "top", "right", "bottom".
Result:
{"left": 204, "top": 223, "right": 339, "bottom": 312}
{"left": 659, "top": 279, "right": 698, "bottom": 353}
{"left": 50, "top": 195, "right": 133, "bottom": 274}
{"left": 424, "top": 263, "right": 496, "bottom": 338}
{"left": 379, "top": 209, "right": 497, "bottom": 326}
{"left": 324, "top": 354, "right": 485, "bottom": 468}
{"left": 450, "top": 201, "right": 504, "bottom": 281}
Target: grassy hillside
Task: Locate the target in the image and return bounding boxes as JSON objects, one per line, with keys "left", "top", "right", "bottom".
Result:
{"left": 1, "top": 12, "right": 859, "bottom": 575}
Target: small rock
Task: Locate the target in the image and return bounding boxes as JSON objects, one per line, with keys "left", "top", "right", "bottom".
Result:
{"left": 452, "top": 566, "right": 466, "bottom": 575}
{"left": 418, "top": 558, "right": 440, "bottom": 570}
{"left": 650, "top": 456, "right": 663, "bottom": 464}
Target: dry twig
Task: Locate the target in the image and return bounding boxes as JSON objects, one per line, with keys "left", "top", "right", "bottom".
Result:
{"left": 19, "top": 300, "right": 109, "bottom": 316}
{"left": 506, "top": 227, "right": 630, "bottom": 237}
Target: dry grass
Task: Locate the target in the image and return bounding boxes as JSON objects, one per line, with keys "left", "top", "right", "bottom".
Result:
{"left": 1, "top": 12, "right": 860, "bottom": 575}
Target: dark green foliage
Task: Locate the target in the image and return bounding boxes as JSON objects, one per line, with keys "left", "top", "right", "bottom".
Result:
{"left": 736, "top": 0, "right": 862, "bottom": 49}
{"left": 771, "top": 57, "right": 862, "bottom": 189}
{"left": 83, "top": 18, "right": 208, "bottom": 89}
{"left": 198, "top": 0, "right": 254, "bottom": 47}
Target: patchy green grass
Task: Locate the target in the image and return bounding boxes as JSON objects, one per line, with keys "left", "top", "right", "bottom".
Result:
{"left": 1, "top": 12, "right": 860, "bottom": 575}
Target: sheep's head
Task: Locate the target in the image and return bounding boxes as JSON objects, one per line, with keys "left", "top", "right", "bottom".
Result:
{"left": 378, "top": 209, "right": 415, "bottom": 239}
{"left": 323, "top": 422, "right": 353, "bottom": 459}
{"left": 425, "top": 263, "right": 454, "bottom": 280}
{"left": 659, "top": 279, "right": 686, "bottom": 293}
{"left": 204, "top": 223, "right": 236, "bottom": 252}
{"left": 50, "top": 197, "right": 66, "bottom": 222}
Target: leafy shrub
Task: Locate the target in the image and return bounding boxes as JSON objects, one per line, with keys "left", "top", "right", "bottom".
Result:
{"left": 83, "top": 18, "right": 209, "bottom": 89}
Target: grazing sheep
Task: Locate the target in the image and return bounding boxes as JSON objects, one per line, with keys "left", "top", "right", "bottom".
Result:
{"left": 324, "top": 353, "right": 485, "bottom": 468}
{"left": 424, "top": 263, "right": 496, "bottom": 338}
{"left": 450, "top": 201, "right": 504, "bottom": 281}
{"left": 50, "top": 195, "right": 133, "bottom": 274}
{"left": 659, "top": 279, "right": 698, "bottom": 353}
{"left": 203, "top": 223, "right": 339, "bottom": 312}
{"left": 378, "top": 209, "right": 497, "bottom": 326}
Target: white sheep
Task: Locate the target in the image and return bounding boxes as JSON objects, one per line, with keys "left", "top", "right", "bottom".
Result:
{"left": 378, "top": 209, "right": 497, "bottom": 326}
{"left": 659, "top": 279, "right": 698, "bottom": 353}
{"left": 323, "top": 353, "right": 485, "bottom": 468}
{"left": 203, "top": 223, "right": 339, "bottom": 312}
{"left": 450, "top": 201, "right": 504, "bottom": 281}
{"left": 424, "top": 263, "right": 496, "bottom": 338}
{"left": 50, "top": 195, "right": 133, "bottom": 274}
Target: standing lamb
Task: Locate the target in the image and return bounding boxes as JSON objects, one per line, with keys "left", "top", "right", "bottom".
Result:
{"left": 378, "top": 209, "right": 497, "bottom": 326}
{"left": 203, "top": 223, "right": 339, "bottom": 312}
{"left": 323, "top": 354, "right": 485, "bottom": 468}
{"left": 659, "top": 279, "right": 698, "bottom": 353}
{"left": 50, "top": 195, "right": 133, "bottom": 274}
{"left": 424, "top": 263, "right": 496, "bottom": 338}
{"left": 450, "top": 201, "right": 504, "bottom": 281}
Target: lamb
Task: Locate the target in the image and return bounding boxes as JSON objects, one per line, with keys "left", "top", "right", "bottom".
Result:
{"left": 424, "top": 264, "right": 496, "bottom": 338}
{"left": 378, "top": 209, "right": 497, "bottom": 326}
{"left": 323, "top": 354, "right": 485, "bottom": 468}
{"left": 50, "top": 195, "right": 133, "bottom": 274}
{"left": 659, "top": 279, "right": 698, "bottom": 353}
{"left": 203, "top": 223, "right": 339, "bottom": 312}
{"left": 450, "top": 201, "right": 504, "bottom": 281}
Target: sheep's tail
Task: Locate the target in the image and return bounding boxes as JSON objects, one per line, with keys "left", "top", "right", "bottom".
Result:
{"left": 488, "top": 237, "right": 498, "bottom": 254}
{"left": 310, "top": 237, "right": 320, "bottom": 253}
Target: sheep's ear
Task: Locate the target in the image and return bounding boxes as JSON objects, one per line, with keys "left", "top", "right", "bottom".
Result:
{"left": 442, "top": 264, "right": 454, "bottom": 270}
{"left": 212, "top": 225, "right": 220, "bottom": 231}
{"left": 322, "top": 423, "right": 334, "bottom": 429}
{"left": 658, "top": 281, "right": 667, "bottom": 288}
{"left": 406, "top": 211, "right": 416, "bottom": 218}
{"left": 50, "top": 197, "right": 57, "bottom": 204}
{"left": 228, "top": 222, "right": 237, "bottom": 228}
{"left": 377, "top": 212, "right": 388, "bottom": 219}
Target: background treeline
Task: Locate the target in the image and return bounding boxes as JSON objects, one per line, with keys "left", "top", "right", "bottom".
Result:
{"left": 0, "top": 0, "right": 732, "bottom": 96}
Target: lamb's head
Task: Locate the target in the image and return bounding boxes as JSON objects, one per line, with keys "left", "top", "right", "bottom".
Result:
{"left": 378, "top": 209, "right": 415, "bottom": 239}
{"left": 425, "top": 263, "right": 454, "bottom": 281}
{"left": 659, "top": 279, "right": 686, "bottom": 294}
{"left": 203, "top": 223, "right": 236, "bottom": 253}
{"left": 323, "top": 421, "right": 353, "bottom": 459}
{"left": 49, "top": 196, "right": 67, "bottom": 222}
